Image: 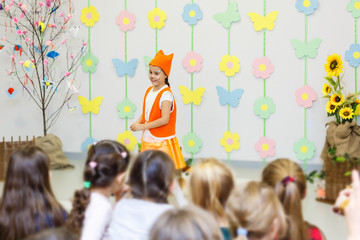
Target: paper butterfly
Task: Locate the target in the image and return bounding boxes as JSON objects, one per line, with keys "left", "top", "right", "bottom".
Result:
{"left": 67, "top": 26, "right": 80, "bottom": 38}
{"left": 34, "top": 45, "right": 47, "bottom": 53}
{"left": 248, "top": 11, "right": 279, "bottom": 31}
{"left": 216, "top": 86, "right": 244, "bottom": 108}
{"left": 78, "top": 96, "right": 104, "bottom": 114}
{"left": 144, "top": 56, "right": 152, "bottom": 66}
{"left": 213, "top": 1, "right": 240, "bottom": 29}
{"left": 178, "top": 86, "right": 205, "bottom": 106}
{"left": 112, "top": 58, "right": 138, "bottom": 77}
{"left": 291, "top": 39, "right": 322, "bottom": 59}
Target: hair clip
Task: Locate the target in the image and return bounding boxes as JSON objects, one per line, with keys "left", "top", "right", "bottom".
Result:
{"left": 83, "top": 181, "right": 91, "bottom": 189}
{"left": 282, "top": 176, "right": 295, "bottom": 186}
{"left": 237, "top": 228, "right": 248, "bottom": 236}
{"left": 121, "top": 151, "right": 127, "bottom": 158}
{"left": 92, "top": 142, "right": 97, "bottom": 145}
{"left": 89, "top": 161, "right": 97, "bottom": 168}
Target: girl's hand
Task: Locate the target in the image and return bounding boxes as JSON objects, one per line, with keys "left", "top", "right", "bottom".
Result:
{"left": 113, "top": 184, "right": 131, "bottom": 202}
{"left": 130, "top": 123, "right": 145, "bottom": 131}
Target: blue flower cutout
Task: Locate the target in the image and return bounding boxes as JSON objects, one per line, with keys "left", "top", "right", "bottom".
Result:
{"left": 345, "top": 43, "right": 360, "bottom": 67}
{"left": 182, "top": 132, "right": 202, "bottom": 154}
{"left": 293, "top": 137, "right": 316, "bottom": 161}
{"left": 81, "top": 137, "right": 97, "bottom": 152}
{"left": 295, "top": 0, "right": 319, "bottom": 16}
{"left": 182, "top": 3, "right": 203, "bottom": 25}
{"left": 116, "top": 98, "right": 137, "bottom": 119}
{"left": 254, "top": 97, "right": 276, "bottom": 119}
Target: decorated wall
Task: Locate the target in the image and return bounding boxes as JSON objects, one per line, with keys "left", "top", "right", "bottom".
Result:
{"left": 1, "top": 0, "right": 359, "bottom": 167}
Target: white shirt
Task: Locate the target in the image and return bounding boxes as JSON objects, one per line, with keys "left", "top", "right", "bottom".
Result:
{"left": 81, "top": 192, "right": 112, "bottom": 240}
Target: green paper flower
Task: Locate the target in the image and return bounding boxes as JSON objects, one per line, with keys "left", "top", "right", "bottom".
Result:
{"left": 116, "top": 98, "right": 137, "bottom": 119}
{"left": 347, "top": 0, "right": 360, "bottom": 18}
{"left": 293, "top": 137, "right": 316, "bottom": 161}
{"left": 81, "top": 52, "right": 99, "bottom": 73}
{"left": 254, "top": 97, "right": 276, "bottom": 119}
{"left": 182, "top": 132, "right": 202, "bottom": 154}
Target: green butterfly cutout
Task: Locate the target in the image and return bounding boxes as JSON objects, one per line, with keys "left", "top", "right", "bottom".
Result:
{"left": 291, "top": 39, "right": 322, "bottom": 59}
{"left": 213, "top": 1, "right": 241, "bottom": 29}
{"left": 144, "top": 56, "right": 152, "bottom": 66}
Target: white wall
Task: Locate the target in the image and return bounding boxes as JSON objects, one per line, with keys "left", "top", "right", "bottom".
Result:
{"left": 0, "top": 0, "right": 356, "bottom": 165}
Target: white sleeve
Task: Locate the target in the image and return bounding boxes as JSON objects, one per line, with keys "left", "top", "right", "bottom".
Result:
{"left": 159, "top": 91, "right": 174, "bottom": 111}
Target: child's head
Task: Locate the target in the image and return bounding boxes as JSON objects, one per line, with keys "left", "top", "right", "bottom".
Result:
{"left": 226, "top": 181, "right": 287, "bottom": 240}
{"left": 149, "top": 50, "right": 174, "bottom": 87}
{"left": 261, "top": 158, "right": 308, "bottom": 240}
{"left": 86, "top": 139, "right": 130, "bottom": 164}
{"left": 149, "top": 205, "right": 223, "bottom": 240}
{"left": 189, "top": 158, "right": 235, "bottom": 219}
{"left": 24, "top": 227, "right": 78, "bottom": 240}
{"left": 128, "top": 150, "right": 175, "bottom": 203}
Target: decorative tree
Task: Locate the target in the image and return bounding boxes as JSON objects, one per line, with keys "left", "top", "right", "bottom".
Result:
{"left": 0, "top": 0, "right": 85, "bottom": 135}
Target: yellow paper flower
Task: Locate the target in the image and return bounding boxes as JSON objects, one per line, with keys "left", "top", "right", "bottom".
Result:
{"left": 326, "top": 101, "right": 337, "bottom": 114}
{"left": 219, "top": 54, "right": 240, "bottom": 77}
{"left": 322, "top": 83, "right": 332, "bottom": 96}
{"left": 117, "top": 131, "right": 137, "bottom": 151}
{"left": 355, "top": 104, "right": 360, "bottom": 115}
{"left": 148, "top": 8, "right": 167, "bottom": 29}
{"left": 325, "top": 53, "right": 344, "bottom": 77}
{"left": 330, "top": 93, "right": 344, "bottom": 106}
{"left": 220, "top": 131, "right": 240, "bottom": 152}
{"left": 80, "top": 6, "right": 100, "bottom": 27}
{"left": 339, "top": 107, "right": 354, "bottom": 120}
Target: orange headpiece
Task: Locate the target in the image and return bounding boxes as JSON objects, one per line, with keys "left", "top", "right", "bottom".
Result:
{"left": 149, "top": 50, "right": 174, "bottom": 77}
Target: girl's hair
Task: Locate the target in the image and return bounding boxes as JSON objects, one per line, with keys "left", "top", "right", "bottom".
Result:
{"left": 226, "top": 181, "right": 287, "bottom": 240}
{"left": 128, "top": 150, "right": 175, "bottom": 203}
{"left": 24, "top": 226, "right": 78, "bottom": 240}
{"left": 261, "top": 158, "right": 309, "bottom": 240}
{"left": 189, "top": 158, "right": 235, "bottom": 219}
{"left": 66, "top": 140, "right": 130, "bottom": 235}
{"left": 149, "top": 205, "right": 223, "bottom": 240}
{"left": 0, "top": 145, "right": 66, "bottom": 240}
{"left": 165, "top": 77, "right": 170, "bottom": 87}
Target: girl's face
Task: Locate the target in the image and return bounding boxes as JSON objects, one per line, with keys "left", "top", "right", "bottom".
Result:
{"left": 149, "top": 65, "right": 167, "bottom": 89}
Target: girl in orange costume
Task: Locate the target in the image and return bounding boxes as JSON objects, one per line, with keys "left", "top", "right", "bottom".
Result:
{"left": 130, "top": 50, "right": 186, "bottom": 170}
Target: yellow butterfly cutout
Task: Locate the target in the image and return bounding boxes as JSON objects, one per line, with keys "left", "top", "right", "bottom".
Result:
{"left": 178, "top": 86, "right": 205, "bottom": 106}
{"left": 78, "top": 96, "right": 104, "bottom": 114}
{"left": 248, "top": 11, "right": 279, "bottom": 31}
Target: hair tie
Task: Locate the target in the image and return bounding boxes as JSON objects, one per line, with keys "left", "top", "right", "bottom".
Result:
{"left": 89, "top": 161, "right": 97, "bottom": 168}
{"left": 282, "top": 176, "right": 295, "bottom": 186}
{"left": 237, "top": 228, "right": 248, "bottom": 236}
{"left": 83, "top": 181, "right": 91, "bottom": 189}
{"left": 121, "top": 151, "right": 127, "bottom": 158}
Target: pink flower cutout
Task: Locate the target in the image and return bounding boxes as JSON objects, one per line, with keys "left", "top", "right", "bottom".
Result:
{"left": 295, "top": 85, "right": 317, "bottom": 108}
{"left": 182, "top": 51, "right": 203, "bottom": 73}
{"left": 252, "top": 57, "right": 274, "bottom": 79}
{"left": 255, "top": 136, "right": 276, "bottom": 158}
{"left": 116, "top": 10, "right": 136, "bottom": 32}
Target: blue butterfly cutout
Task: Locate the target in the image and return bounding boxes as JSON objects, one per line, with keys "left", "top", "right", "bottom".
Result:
{"left": 216, "top": 86, "right": 244, "bottom": 108}
{"left": 34, "top": 45, "right": 47, "bottom": 53}
{"left": 112, "top": 58, "right": 138, "bottom": 77}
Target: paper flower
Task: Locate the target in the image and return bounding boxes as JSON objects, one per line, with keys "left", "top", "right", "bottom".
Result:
{"left": 252, "top": 57, "right": 274, "bottom": 79}
{"left": 347, "top": 0, "right": 360, "bottom": 18}
{"left": 255, "top": 136, "right": 276, "bottom": 159}
{"left": 182, "top": 51, "right": 203, "bottom": 73}
{"left": 345, "top": 44, "right": 360, "bottom": 67}
{"left": 80, "top": 52, "right": 99, "bottom": 73}
{"left": 220, "top": 131, "right": 240, "bottom": 153}
{"left": 254, "top": 97, "right": 276, "bottom": 119}
{"left": 182, "top": 132, "right": 202, "bottom": 154}
{"left": 295, "top": 85, "right": 317, "bottom": 108}
{"left": 117, "top": 131, "right": 137, "bottom": 151}
{"left": 219, "top": 54, "right": 240, "bottom": 77}
{"left": 147, "top": 8, "right": 167, "bottom": 29}
{"left": 295, "top": 0, "right": 319, "bottom": 16}
{"left": 293, "top": 137, "right": 316, "bottom": 161}
{"left": 182, "top": 3, "right": 203, "bottom": 25}
{"left": 81, "top": 137, "right": 97, "bottom": 152}
{"left": 116, "top": 98, "right": 137, "bottom": 119}
{"left": 116, "top": 10, "right": 136, "bottom": 32}
{"left": 80, "top": 6, "right": 99, "bottom": 27}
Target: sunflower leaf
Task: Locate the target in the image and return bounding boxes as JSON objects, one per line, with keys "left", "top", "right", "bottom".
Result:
{"left": 324, "top": 77, "right": 336, "bottom": 86}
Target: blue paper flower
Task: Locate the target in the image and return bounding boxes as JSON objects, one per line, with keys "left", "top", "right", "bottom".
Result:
{"left": 254, "top": 97, "right": 276, "bottom": 119}
{"left": 347, "top": 0, "right": 360, "bottom": 18}
{"left": 293, "top": 137, "right": 316, "bottom": 161}
{"left": 116, "top": 98, "right": 137, "bottom": 119}
{"left": 81, "top": 137, "right": 97, "bottom": 152}
{"left": 182, "top": 132, "right": 202, "bottom": 154}
{"left": 182, "top": 3, "right": 203, "bottom": 25}
{"left": 345, "top": 43, "right": 360, "bottom": 67}
{"left": 295, "top": 0, "right": 319, "bottom": 16}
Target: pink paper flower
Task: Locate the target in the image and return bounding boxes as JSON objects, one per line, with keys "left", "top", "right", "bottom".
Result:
{"left": 18, "top": 61, "right": 24, "bottom": 65}
{"left": 2, "top": 37, "right": 6, "bottom": 41}
{"left": 116, "top": 10, "right": 136, "bottom": 32}
{"left": 59, "top": 12, "right": 64, "bottom": 17}
{"left": 46, "top": 41, "right": 52, "bottom": 46}
{"left": 252, "top": 57, "right": 274, "bottom": 79}
{"left": 20, "top": 12, "right": 24, "bottom": 19}
{"left": 13, "top": 17, "right": 19, "bottom": 23}
{"left": 255, "top": 136, "right": 276, "bottom": 158}
{"left": 10, "top": 55, "right": 15, "bottom": 60}
{"left": 295, "top": 85, "right": 317, "bottom": 108}
{"left": 16, "top": 29, "right": 22, "bottom": 35}
{"left": 61, "top": 39, "right": 67, "bottom": 45}
{"left": 182, "top": 51, "right": 203, "bottom": 73}
{"left": 64, "top": 72, "right": 71, "bottom": 76}
{"left": 44, "top": 59, "right": 48, "bottom": 65}
{"left": 25, "top": 38, "right": 29, "bottom": 42}
{"left": 39, "top": 2, "right": 45, "bottom": 6}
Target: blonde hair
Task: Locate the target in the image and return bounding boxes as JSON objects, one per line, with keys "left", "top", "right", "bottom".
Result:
{"left": 189, "top": 158, "right": 235, "bottom": 218}
{"left": 149, "top": 205, "right": 223, "bottom": 240}
{"left": 262, "top": 158, "right": 309, "bottom": 240}
{"left": 226, "top": 181, "right": 287, "bottom": 240}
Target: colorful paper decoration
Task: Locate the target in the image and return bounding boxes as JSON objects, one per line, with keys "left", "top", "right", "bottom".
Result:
{"left": 34, "top": 45, "right": 47, "bottom": 53}
{"left": 112, "top": 58, "right": 138, "bottom": 77}
{"left": 182, "top": 132, "right": 202, "bottom": 154}
{"left": 295, "top": 85, "right": 317, "bottom": 108}
{"left": 220, "top": 131, "right": 240, "bottom": 153}
{"left": 46, "top": 51, "right": 59, "bottom": 59}
{"left": 178, "top": 86, "right": 205, "bottom": 105}
{"left": 117, "top": 131, "right": 137, "bottom": 151}
{"left": 144, "top": 56, "right": 152, "bottom": 66}
{"left": 295, "top": 0, "right": 319, "bottom": 16}
{"left": 219, "top": 54, "right": 240, "bottom": 77}
{"left": 116, "top": 10, "right": 136, "bottom": 32}
{"left": 78, "top": 96, "right": 104, "bottom": 114}
{"left": 252, "top": 57, "right": 274, "bottom": 79}
{"left": 80, "top": 52, "right": 99, "bottom": 73}
{"left": 216, "top": 86, "right": 244, "bottom": 108}
{"left": 80, "top": 6, "right": 99, "bottom": 27}
{"left": 254, "top": 97, "right": 276, "bottom": 119}
{"left": 248, "top": 11, "right": 279, "bottom": 31}
{"left": 293, "top": 137, "right": 316, "bottom": 160}
{"left": 182, "top": 51, "right": 203, "bottom": 73}
{"left": 213, "top": 1, "right": 240, "bottom": 29}
{"left": 147, "top": 8, "right": 167, "bottom": 29}
{"left": 345, "top": 43, "right": 360, "bottom": 67}
{"left": 291, "top": 39, "right": 321, "bottom": 59}
{"left": 255, "top": 136, "right": 276, "bottom": 158}
{"left": 13, "top": 45, "right": 23, "bottom": 56}
{"left": 81, "top": 137, "right": 97, "bottom": 152}
{"left": 116, "top": 98, "right": 137, "bottom": 119}
{"left": 347, "top": 0, "right": 360, "bottom": 18}
{"left": 182, "top": 3, "right": 203, "bottom": 26}
{"left": 6, "top": 87, "right": 17, "bottom": 98}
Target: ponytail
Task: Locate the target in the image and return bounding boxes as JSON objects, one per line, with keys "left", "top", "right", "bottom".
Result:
{"left": 165, "top": 77, "right": 170, "bottom": 87}
{"left": 66, "top": 189, "right": 91, "bottom": 235}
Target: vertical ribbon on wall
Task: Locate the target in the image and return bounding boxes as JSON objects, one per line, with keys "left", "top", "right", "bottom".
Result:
{"left": 249, "top": 0, "right": 278, "bottom": 166}
{"left": 179, "top": 0, "right": 204, "bottom": 162}
{"left": 291, "top": 0, "right": 320, "bottom": 170}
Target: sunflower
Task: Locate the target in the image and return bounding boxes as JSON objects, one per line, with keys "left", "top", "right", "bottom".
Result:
{"left": 330, "top": 93, "right": 344, "bottom": 106}
{"left": 326, "top": 101, "right": 337, "bottom": 114}
{"left": 339, "top": 107, "right": 354, "bottom": 120}
{"left": 325, "top": 53, "right": 344, "bottom": 77}
{"left": 322, "top": 83, "right": 332, "bottom": 96}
